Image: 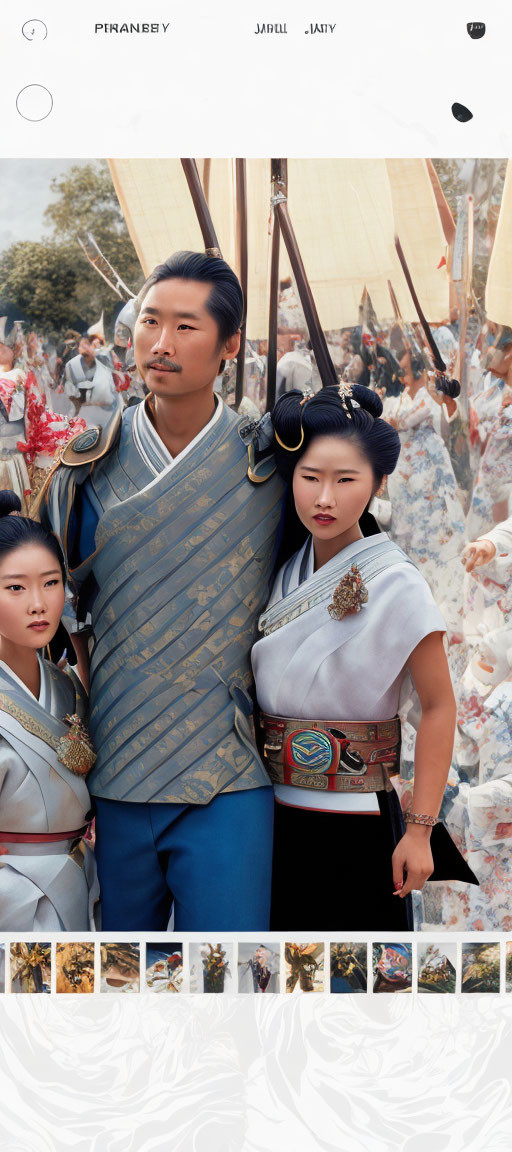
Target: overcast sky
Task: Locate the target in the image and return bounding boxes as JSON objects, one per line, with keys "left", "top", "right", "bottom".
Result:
{"left": 0, "top": 159, "right": 91, "bottom": 252}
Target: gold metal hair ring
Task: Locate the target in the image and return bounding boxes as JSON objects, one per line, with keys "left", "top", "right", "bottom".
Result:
{"left": 274, "top": 426, "right": 305, "bottom": 452}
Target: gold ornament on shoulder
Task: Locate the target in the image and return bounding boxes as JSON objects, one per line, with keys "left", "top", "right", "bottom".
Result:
{"left": 328, "top": 564, "right": 368, "bottom": 621}
{"left": 57, "top": 714, "right": 96, "bottom": 777}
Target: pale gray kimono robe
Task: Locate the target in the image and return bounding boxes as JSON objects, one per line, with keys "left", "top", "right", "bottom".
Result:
{"left": 0, "top": 654, "right": 98, "bottom": 931}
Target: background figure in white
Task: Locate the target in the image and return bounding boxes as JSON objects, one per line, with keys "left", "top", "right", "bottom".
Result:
{"left": 0, "top": 319, "right": 33, "bottom": 510}
{"left": 276, "top": 339, "right": 321, "bottom": 399}
{"left": 466, "top": 331, "right": 512, "bottom": 542}
{"left": 436, "top": 513, "right": 512, "bottom": 929}
{"left": 382, "top": 354, "right": 466, "bottom": 654}
{"left": 64, "top": 335, "right": 118, "bottom": 427}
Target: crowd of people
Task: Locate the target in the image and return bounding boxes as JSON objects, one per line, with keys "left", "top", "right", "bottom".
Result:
{"left": 0, "top": 300, "right": 146, "bottom": 511}
{"left": 0, "top": 254, "right": 510, "bottom": 932}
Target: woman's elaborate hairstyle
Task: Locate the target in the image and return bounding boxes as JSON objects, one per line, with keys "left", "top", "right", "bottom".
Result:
{"left": 0, "top": 491, "right": 66, "bottom": 581}
{"left": 271, "top": 385, "right": 401, "bottom": 487}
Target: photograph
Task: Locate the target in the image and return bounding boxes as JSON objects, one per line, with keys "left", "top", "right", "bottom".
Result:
{"left": 0, "top": 5, "right": 511, "bottom": 1151}
{"left": 0, "top": 155, "right": 509, "bottom": 936}
{"left": 461, "top": 942, "right": 501, "bottom": 993}
{"left": 330, "top": 942, "right": 368, "bottom": 993}
{"left": 145, "top": 943, "right": 183, "bottom": 992}
{"left": 285, "top": 943, "right": 324, "bottom": 993}
{"left": 238, "top": 942, "right": 280, "bottom": 993}
{"left": 506, "top": 942, "right": 512, "bottom": 992}
{"left": 417, "top": 942, "right": 457, "bottom": 993}
{"left": 372, "top": 943, "right": 413, "bottom": 993}
{"left": 10, "top": 941, "right": 51, "bottom": 993}
{"left": 99, "top": 942, "right": 140, "bottom": 993}
{"left": 55, "top": 942, "right": 95, "bottom": 993}
{"left": 190, "top": 943, "right": 233, "bottom": 994}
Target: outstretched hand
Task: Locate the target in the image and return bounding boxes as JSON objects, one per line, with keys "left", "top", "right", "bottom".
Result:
{"left": 461, "top": 539, "right": 496, "bottom": 572}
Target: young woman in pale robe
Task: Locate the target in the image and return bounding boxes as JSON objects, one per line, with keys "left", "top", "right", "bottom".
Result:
{"left": 253, "top": 385, "right": 475, "bottom": 930}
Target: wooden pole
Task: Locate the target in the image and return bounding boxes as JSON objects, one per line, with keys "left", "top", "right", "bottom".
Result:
{"left": 271, "top": 159, "right": 338, "bottom": 389}
{"left": 181, "top": 158, "right": 221, "bottom": 254}
{"left": 235, "top": 158, "right": 248, "bottom": 407}
{"left": 266, "top": 207, "right": 280, "bottom": 411}
{"left": 451, "top": 194, "right": 474, "bottom": 421}
{"left": 394, "top": 235, "right": 446, "bottom": 372}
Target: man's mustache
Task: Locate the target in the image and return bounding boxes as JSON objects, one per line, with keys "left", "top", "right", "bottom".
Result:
{"left": 145, "top": 358, "right": 183, "bottom": 372}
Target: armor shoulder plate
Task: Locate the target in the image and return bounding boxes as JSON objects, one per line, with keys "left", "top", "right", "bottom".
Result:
{"left": 59, "top": 405, "right": 123, "bottom": 467}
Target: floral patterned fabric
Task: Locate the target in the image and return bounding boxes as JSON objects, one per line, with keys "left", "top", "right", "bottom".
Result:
{"left": 383, "top": 386, "right": 466, "bottom": 642}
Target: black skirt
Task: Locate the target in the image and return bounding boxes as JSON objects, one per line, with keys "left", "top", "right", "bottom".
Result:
{"left": 270, "top": 788, "right": 414, "bottom": 932}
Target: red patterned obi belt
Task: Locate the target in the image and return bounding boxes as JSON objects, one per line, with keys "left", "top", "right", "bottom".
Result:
{"left": 0, "top": 825, "right": 88, "bottom": 843}
{"left": 259, "top": 714, "right": 401, "bottom": 793}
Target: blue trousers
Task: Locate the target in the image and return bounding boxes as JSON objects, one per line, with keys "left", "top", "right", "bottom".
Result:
{"left": 93, "top": 787, "right": 274, "bottom": 932}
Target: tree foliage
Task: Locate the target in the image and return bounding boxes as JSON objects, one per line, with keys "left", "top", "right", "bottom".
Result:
{"left": 0, "top": 241, "right": 82, "bottom": 336}
{"left": 0, "top": 161, "right": 143, "bottom": 337}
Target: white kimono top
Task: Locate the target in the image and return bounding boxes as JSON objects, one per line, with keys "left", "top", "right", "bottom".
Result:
{"left": 252, "top": 533, "right": 446, "bottom": 812}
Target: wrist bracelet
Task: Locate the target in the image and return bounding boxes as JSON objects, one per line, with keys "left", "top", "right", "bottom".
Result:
{"left": 404, "top": 811, "right": 437, "bottom": 828}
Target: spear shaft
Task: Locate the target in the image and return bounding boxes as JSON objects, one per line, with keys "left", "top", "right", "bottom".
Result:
{"left": 394, "top": 234, "right": 446, "bottom": 372}
{"left": 235, "top": 158, "right": 248, "bottom": 407}
{"left": 181, "top": 159, "right": 221, "bottom": 254}
{"left": 266, "top": 209, "right": 280, "bottom": 411}
{"left": 271, "top": 159, "right": 337, "bottom": 389}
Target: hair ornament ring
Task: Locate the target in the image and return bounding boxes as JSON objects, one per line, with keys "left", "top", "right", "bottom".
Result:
{"left": 337, "top": 381, "right": 354, "bottom": 420}
{"left": 274, "top": 388, "right": 313, "bottom": 452}
{"left": 274, "top": 425, "right": 305, "bottom": 452}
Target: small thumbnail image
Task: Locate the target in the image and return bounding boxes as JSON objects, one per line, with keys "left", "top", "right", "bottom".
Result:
{"left": 0, "top": 944, "right": 4, "bottom": 993}
{"left": 145, "top": 943, "right": 183, "bottom": 992}
{"left": 10, "top": 943, "right": 51, "bottom": 993}
{"left": 461, "top": 943, "right": 500, "bottom": 994}
{"left": 56, "top": 943, "right": 95, "bottom": 993}
{"left": 506, "top": 944, "right": 512, "bottom": 992}
{"left": 330, "top": 942, "right": 367, "bottom": 993}
{"left": 417, "top": 943, "right": 457, "bottom": 994}
{"left": 100, "top": 943, "right": 140, "bottom": 993}
{"left": 190, "top": 943, "right": 233, "bottom": 994}
{"left": 238, "top": 942, "right": 280, "bottom": 993}
{"left": 285, "top": 943, "right": 324, "bottom": 994}
{"left": 372, "top": 943, "right": 412, "bottom": 993}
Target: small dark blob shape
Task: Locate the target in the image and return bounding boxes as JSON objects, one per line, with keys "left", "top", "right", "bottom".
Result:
{"left": 467, "top": 22, "right": 486, "bottom": 38}
{"left": 452, "top": 102, "right": 473, "bottom": 123}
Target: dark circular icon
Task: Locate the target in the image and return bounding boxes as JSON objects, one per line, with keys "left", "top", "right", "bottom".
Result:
{"left": 22, "top": 19, "right": 48, "bottom": 41}
{"left": 451, "top": 102, "right": 473, "bottom": 123}
{"left": 467, "top": 22, "right": 485, "bottom": 39}
{"left": 16, "top": 85, "right": 53, "bottom": 121}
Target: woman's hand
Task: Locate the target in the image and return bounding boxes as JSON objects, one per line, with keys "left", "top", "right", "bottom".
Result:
{"left": 392, "top": 826, "right": 434, "bottom": 898}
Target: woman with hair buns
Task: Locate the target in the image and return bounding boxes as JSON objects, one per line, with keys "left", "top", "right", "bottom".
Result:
{"left": 252, "top": 384, "right": 476, "bottom": 930}
{"left": 0, "top": 491, "right": 98, "bottom": 930}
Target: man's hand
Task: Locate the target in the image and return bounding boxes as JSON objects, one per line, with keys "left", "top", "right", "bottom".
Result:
{"left": 461, "top": 539, "right": 496, "bottom": 572}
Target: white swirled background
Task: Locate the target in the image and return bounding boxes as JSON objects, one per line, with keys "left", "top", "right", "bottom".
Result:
{"left": 1, "top": 995, "right": 512, "bottom": 1150}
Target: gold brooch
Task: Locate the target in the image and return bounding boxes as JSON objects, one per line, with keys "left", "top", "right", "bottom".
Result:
{"left": 57, "top": 714, "right": 96, "bottom": 777}
{"left": 328, "top": 565, "right": 368, "bottom": 621}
